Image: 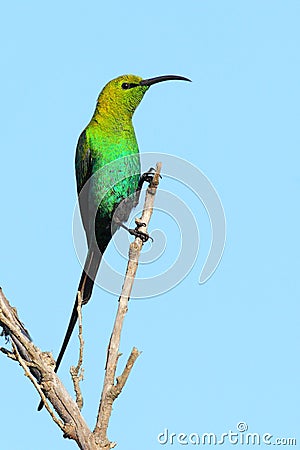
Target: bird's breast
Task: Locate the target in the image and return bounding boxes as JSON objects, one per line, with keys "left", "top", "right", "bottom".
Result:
{"left": 88, "top": 128, "right": 141, "bottom": 221}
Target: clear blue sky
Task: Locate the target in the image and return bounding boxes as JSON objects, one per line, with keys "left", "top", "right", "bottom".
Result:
{"left": 1, "top": 1, "right": 299, "bottom": 448}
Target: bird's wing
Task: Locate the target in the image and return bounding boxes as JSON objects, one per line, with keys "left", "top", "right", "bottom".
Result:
{"left": 75, "top": 129, "right": 93, "bottom": 194}
{"left": 75, "top": 129, "right": 93, "bottom": 239}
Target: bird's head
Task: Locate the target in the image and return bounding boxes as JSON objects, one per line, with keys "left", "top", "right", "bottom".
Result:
{"left": 96, "top": 74, "right": 191, "bottom": 120}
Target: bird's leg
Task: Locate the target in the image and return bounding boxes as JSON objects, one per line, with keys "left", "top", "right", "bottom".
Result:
{"left": 134, "top": 167, "right": 162, "bottom": 206}
{"left": 138, "top": 167, "right": 156, "bottom": 188}
{"left": 118, "top": 221, "right": 153, "bottom": 243}
{"left": 114, "top": 167, "right": 160, "bottom": 241}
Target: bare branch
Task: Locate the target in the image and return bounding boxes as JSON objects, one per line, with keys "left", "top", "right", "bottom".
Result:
{"left": 11, "top": 339, "right": 66, "bottom": 432}
{"left": 94, "top": 162, "right": 162, "bottom": 448}
{"left": 0, "top": 289, "right": 99, "bottom": 450}
{"left": 70, "top": 291, "right": 85, "bottom": 411}
{"left": 0, "top": 161, "right": 162, "bottom": 450}
{"left": 112, "top": 347, "right": 141, "bottom": 398}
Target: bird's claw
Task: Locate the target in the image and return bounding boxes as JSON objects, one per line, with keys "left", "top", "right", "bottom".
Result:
{"left": 128, "top": 227, "right": 153, "bottom": 243}
{"left": 141, "top": 167, "right": 162, "bottom": 184}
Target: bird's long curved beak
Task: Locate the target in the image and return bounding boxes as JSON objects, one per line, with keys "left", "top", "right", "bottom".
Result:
{"left": 140, "top": 75, "right": 191, "bottom": 86}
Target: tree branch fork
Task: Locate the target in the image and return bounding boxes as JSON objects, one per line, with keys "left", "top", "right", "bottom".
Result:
{"left": 0, "top": 162, "right": 162, "bottom": 450}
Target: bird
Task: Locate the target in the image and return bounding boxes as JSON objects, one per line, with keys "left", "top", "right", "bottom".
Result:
{"left": 38, "top": 74, "right": 190, "bottom": 410}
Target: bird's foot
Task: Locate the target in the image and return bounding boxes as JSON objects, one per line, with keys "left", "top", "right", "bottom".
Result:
{"left": 139, "top": 167, "right": 162, "bottom": 187}
{"left": 120, "top": 221, "right": 153, "bottom": 243}
{"left": 128, "top": 227, "right": 152, "bottom": 243}
{"left": 141, "top": 167, "right": 156, "bottom": 184}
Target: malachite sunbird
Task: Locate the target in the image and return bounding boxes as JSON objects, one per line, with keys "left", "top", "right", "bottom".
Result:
{"left": 38, "top": 73, "right": 190, "bottom": 410}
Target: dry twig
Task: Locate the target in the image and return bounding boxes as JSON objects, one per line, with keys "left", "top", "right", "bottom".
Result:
{"left": 94, "top": 162, "right": 162, "bottom": 448}
{"left": 70, "top": 291, "right": 85, "bottom": 411}
{"left": 0, "top": 162, "right": 162, "bottom": 449}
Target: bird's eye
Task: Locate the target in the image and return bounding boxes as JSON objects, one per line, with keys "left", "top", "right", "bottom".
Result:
{"left": 121, "top": 82, "right": 139, "bottom": 90}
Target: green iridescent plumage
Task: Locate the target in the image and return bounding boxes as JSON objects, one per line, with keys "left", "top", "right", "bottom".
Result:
{"left": 37, "top": 74, "right": 190, "bottom": 410}
{"left": 75, "top": 75, "right": 149, "bottom": 253}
